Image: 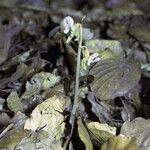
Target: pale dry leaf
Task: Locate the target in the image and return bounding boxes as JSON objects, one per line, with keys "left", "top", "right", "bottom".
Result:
{"left": 121, "top": 117, "right": 150, "bottom": 149}
{"left": 7, "top": 91, "right": 22, "bottom": 113}
{"left": 77, "top": 118, "right": 93, "bottom": 150}
{"left": 86, "top": 122, "right": 116, "bottom": 145}
{"left": 24, "top": 95, "right": 68, "bottom": 140}
{"left": 101, "top": 134, "right": 141, "bottom": 150}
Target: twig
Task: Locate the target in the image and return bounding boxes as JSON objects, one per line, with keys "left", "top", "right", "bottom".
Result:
{"left": 0, "top": 123, "right": 14, "bottom": 139}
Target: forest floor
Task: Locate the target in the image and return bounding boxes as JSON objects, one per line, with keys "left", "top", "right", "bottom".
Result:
{"left": 0, "top": 0, "right": 150, "bottom": 150}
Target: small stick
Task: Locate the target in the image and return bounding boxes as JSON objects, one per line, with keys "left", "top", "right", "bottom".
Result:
{"left": 0, "top": 123, "right": 14, "bottom": 139}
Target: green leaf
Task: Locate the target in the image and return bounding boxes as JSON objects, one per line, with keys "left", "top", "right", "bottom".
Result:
{"left": 77, "top": 118, "right": 93, "bottom": 150}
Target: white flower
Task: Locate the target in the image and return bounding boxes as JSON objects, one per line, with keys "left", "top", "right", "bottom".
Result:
{"left": 60, "top": 16, "right": 74, "bottom": 34}
{"left": 87, "top": 53, "right": 101, "bottom": 66}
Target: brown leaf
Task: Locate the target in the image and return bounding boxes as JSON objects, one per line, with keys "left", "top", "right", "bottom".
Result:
{"left": 89, "top": 57, "right": 141, "bottom": 100}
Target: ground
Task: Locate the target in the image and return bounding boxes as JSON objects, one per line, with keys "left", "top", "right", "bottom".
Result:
{"left": 0, "top": 0, "right": 150, "bottom": 150}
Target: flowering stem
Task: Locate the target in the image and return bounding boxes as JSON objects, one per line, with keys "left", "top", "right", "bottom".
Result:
{"left": 69, "top": 23, "right": 82, "bottom": 138}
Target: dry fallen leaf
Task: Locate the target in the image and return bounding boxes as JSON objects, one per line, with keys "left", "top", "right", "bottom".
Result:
{"left": 15, "top": 130, "right": 64, "bottom": 150}
{"left": 0, "top": 126, "right": 30, "bottom": 150}
{"left": 24, "top": 95, "right": 69, "bottom": 140}
{"left": 121, "top": 117, "right": 150, "bottom": 149}
{"left": 21, "top": 72, "right": 61, "bottom": 99}
{"left": 101, "top": 135, "right": 140, "bottom": 150}
{"left": 89, "top": 57, "right": 141, "bottom": 100}
{"left": 86, "top": 122, "right": 116, "bottom": 146}
{"left": 85, "top": 39, "right": 124, "bottom": 57}
{"left": 7, "top": 91, "right": 22, "bottom": 113}
{"left": 77, "top": 118, "right": 93, "bottom": 150}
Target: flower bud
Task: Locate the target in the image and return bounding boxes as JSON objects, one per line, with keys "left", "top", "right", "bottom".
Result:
{"left": 60, "top": 16, "right": 74, "bottom": 34}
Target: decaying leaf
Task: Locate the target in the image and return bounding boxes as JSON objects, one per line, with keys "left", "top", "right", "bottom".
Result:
{"left": 0, "top": 34, "right": 10, "bottom": 65}
{"left": 85, "top": 39, "right": 125, "bottom": 57}
{"left": 15, "top": 130, "right": 64, "bottom": 150}
{"left": 28, "top": 72, "right": 61, "bottom": 90}
{"left": 10, "top": 63, "right": 29, "bottom": 82}
{"left": 11, "top": 111, "right": 27, "bottom": 128}
{"left": 0, "top": 0, "right": 18, "bottom": 8}
{"left": 127, "top": 87, "right": 141, "bottom": 109}
{"left": 21, "top": 72, "right": 61, "bottom": 99}
{"left": 0, "top": 112, "right": 11, "bottom": 128}
{"left": 107, "top": 20, "right": 129, "bottom": 42}
{"left": 87, "top": 92, "right": 113, "bottom": 122}
{"left": 110, "top": 3, "right": 142, "bottom": 19}
{"left": 89, "top": 57, "right": 141, "bottom": 100}
{"left": 141, "top": 64, "right": 150, "bottom": 72}
{"left": 0, "top": 23, "right": 24, "bottom": 65}
{"left": 24, "top": 95, "right": 69, "bottom": 139}
{"left": 0, "top": 1, "right": 149, "bottom": 149}
{"left": 0, "top": 51, "right": 30, "bottom": 72}
{"left": 0, "top": 126, "right": 30, "bottom": 150}
{"left": 0, "top": 63, "right": 28, "bottom": 90}
{"left": 82, "top": 28, "right": 94, "bottom": 41}
{"left": 101, "top": 135, "right": 140, "bottom": 150}
{"left": 121, "top": 117, "right": 150, "bottom": 149}
{"left": 86, "top": 122, "right": 116, "bottom": 146}
{"left": 0, "top": 98, "right": 5, "bottom": 111}
{"left": 129, "top": 16, "right": 150, "bottom": 43}
{"left": 77, "top": 118, "right": 93, "bottom": 150}
{"left": 120, "top": 99, "right": 135, "bottom": 122}
{"left": 7, "top": 91, "right": 22, "bottom": 113}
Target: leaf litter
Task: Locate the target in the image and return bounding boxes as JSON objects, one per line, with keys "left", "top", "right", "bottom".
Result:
{"left": 0, "top": 0, "right": 150, "bottom": 150}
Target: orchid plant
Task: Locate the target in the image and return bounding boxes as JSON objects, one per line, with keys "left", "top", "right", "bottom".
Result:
{"left": 60, "top": 16, "right": 100, "bottom": 147}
